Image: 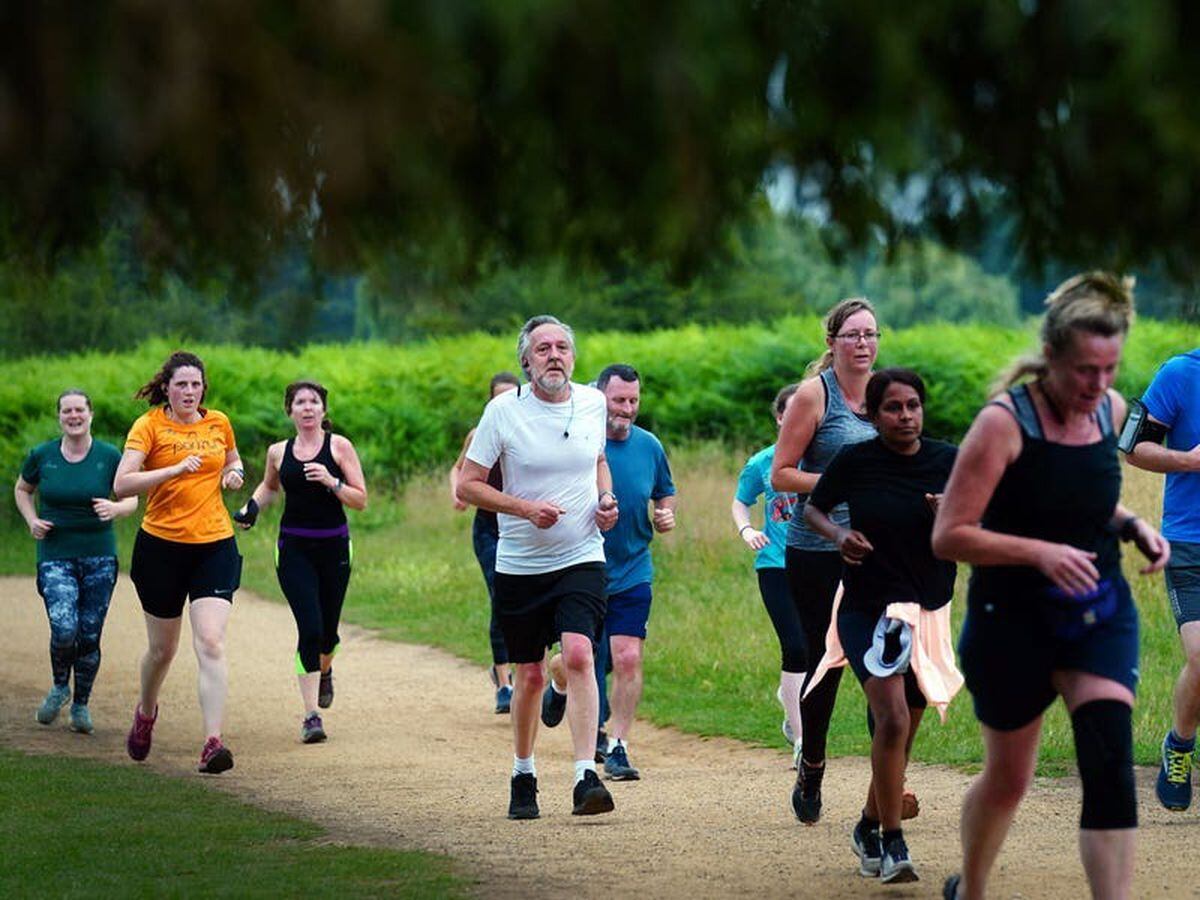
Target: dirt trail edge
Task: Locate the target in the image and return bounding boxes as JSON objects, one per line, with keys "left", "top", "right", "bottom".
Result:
{"left": 0, "top": 578, "right": 1182, "bottom": 898}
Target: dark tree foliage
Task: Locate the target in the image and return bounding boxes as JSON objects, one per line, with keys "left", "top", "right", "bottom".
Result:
{"left": 2, "top": 1, "right": 1198, "bottom": 282}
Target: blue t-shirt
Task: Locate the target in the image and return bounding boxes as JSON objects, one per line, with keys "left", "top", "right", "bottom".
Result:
{"left": 735, "top": 444, "right": 797, "bottom": 570}
{"left": 603, "top": 426, "right": 676, "bottom": 594}
{"left": 1141, "top": 350, "right": 1200, "bottom": 543}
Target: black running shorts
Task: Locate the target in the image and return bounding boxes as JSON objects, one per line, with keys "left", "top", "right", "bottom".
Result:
{"left": 492, "top": 561, "right": 606, "bottom": 664}
{"left": 131, "top": 529, "right": 242, "bottom": 619}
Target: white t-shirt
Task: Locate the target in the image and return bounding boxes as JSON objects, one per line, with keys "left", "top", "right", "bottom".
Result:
{"left": 467, "top": 382, "right": 607, "bottom": 575}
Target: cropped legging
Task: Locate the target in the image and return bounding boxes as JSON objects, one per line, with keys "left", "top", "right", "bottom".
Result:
{"left": 784, "top": 546, "right": 845, "bottom": 764}
{"left": 276, "top": 535, "right": 351, "bottom": 674}
{"left": 36, "top": 556, "right": 118, "bottom": 704}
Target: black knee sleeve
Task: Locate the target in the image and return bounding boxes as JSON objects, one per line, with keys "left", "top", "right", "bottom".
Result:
{"left": 1071, "top": 699, "right": 1137, "bottom": 829}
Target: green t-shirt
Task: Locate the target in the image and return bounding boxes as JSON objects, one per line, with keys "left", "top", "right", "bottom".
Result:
{"left": 20, "top": 439, "right": 122, "bottom": 563}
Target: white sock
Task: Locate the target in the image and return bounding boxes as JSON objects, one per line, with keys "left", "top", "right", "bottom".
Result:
{"left": 551, "top": 681, "right": 567, "bottom": 696}
{"left": 513, "top": 755, "right": 536, "bottom": 777}
{"left": 574, "top": 759, "right": 596, "bottom": 784}
{"left": 607, "top": 736, "right": 625, "bottom": 753}
{"left": 780, "top": 671, "right": 805, "bottom": 746}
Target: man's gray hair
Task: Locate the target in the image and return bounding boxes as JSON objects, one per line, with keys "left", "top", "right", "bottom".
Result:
{"left": 516, "top": 315, "right": 576, "bottom": 377}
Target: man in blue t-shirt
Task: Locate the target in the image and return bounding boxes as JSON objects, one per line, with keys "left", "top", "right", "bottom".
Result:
{"left": 542, "top": 364, "right": 676, "bottom": 780}
{"left": 1126, "top": 349, "right": 1200, "bottom": 811}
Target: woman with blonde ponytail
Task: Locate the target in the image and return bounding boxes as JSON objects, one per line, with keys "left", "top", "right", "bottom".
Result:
{"left": 933, "top": 273, "right": 1168, "bottom": 900}
{"left": 771, "top": 297, "right": 881, "bottom": 824}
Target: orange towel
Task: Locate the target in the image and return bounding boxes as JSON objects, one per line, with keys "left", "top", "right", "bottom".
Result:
{"left": 804, "top": 588, "right": 963, "bottom": 723}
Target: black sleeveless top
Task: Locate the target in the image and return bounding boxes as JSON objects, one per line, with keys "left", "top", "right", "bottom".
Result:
{"left": 473, "top": 464, "right": 504, "bottom": 533}
{"left": 969, "top": 384, "right": 1121, "bottom": 595}
{"left": 280, "top": 433, "right": 347, "bottom": 532}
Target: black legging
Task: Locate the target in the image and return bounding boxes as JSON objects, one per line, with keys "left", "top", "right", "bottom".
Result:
{"left": 276, "top": 535, "right": 351, "bottom": 673}
{"left": 757, "top": 567, "right": 806, "bottom": 672}
{"left": 472, "top": 515, "right": 509, "bottom": 666}
{"left": 785, "top": 546, "right": 844, "bottom": 764}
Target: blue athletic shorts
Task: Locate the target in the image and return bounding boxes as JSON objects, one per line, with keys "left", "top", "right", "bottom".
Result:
{"left": 1165, "top": 541, "right": 1200, "bottom": 630}
{"left": 605, "top": 582, "right": 653, "bottom": 639}
{"left": 959, "top": 575, "right": 1139, "bottom": 731}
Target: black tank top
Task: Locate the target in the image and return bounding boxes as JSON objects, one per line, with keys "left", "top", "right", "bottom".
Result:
{"left": 970, "top": 383, "right": 1121, "bottom": 595}
{"left": 280, "top": 433, "right": 347, "bottom": 531}
{"left": 474, "top": 464, "right": 504, "bottom": 532}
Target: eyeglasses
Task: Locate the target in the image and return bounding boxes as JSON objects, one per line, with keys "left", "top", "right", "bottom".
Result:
{"left": 833, "top": 330, "right": 882, "bottom": 344}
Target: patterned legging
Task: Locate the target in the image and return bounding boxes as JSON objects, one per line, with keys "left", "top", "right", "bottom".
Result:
{"left": 36, "top": 556, "right": 118, "bottom": 705}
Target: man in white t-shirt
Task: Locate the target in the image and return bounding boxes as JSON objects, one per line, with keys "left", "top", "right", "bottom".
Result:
{"left": 457, "top": 314, "right": 619, "bottom": 820}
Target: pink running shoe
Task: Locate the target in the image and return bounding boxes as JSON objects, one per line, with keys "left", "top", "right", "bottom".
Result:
{"left": 126, "top": 705, "right": 157, "bottom": 762}
{"left": 198, "top": 736, "right": 234, "bottom": 774}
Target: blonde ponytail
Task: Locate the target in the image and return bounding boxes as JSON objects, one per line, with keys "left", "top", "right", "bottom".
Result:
{"left": 992, "top": 271, "right": 1135, "bottom": 393}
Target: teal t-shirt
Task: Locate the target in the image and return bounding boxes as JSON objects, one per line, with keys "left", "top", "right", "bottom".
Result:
{"left": 735, "top": 444, "right": 797, "bottom": 570}
{"left": 20, "top": 439, "right": 122, "bottom": 562}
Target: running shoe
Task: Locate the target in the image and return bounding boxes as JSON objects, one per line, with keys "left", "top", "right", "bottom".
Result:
{"left": 508, "top": 773, "right": 539, "bottom": 820}
{"left": 594, "top": 728, "right": 608, "bottom": 764}
{"left": 35, "top": 684, "right": 71, "bottom": 725}
{"left": 68, "top": 703, "right": 94, "bottom": 735}
{"left": 126, "top": 705, "right": 157, "bottom": 761}
{"left": 540, "top": 683, "right": 566, "bottom": 727}
{"left": 495, "top": 684, "right": 513, "bottom": 714}
{"left": 301, "top": 713, "right": 327, "bottom": 744}
{"left": 880, "top": 835, "right": 918, "bottom": 884}
{"left": 1156, "top": 729, "right": 1194, "bottom": 811}
{"left": 198, "top": 737, "right": 234, "bottom": 774}
{"left": 603, "top": 743, "right": 640, "bottom": 781}
{"left": 572, "top": 769, "right": 615, "bottom": 816}
{"left": 943, "top": 873, "right": 962, "bottom": 899}
{"left": 776, "top": 685, "right": 795, "bottom": 745}
{"left": 851, "top": 820, "right": 883, "bottom": 877}
{"left": 318, "top": 669, "right": 334, "bottom": 709}
{"left": 791, "top": 761, "right": 824, "bottom": 825}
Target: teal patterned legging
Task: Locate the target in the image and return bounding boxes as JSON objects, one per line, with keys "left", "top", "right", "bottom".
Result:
{"left": 36, "top": 556, "right": 118, "bottom": 705}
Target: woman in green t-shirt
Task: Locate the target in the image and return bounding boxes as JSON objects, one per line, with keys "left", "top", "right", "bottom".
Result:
{"left": 13, "top": 389, "right": 137, "bottom": 733}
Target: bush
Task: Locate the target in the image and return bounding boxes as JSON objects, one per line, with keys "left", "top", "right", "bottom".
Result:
{"left": 2, "top": 319, "right": 1197, "bottom": 513}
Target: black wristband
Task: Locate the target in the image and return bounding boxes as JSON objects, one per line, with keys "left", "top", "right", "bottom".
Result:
{"left": 738, "top": 524, "right": 752, "bottom": 536}
{"left": 1117, "top": 515, "right": 1139, "bottom": 542}
{"left": 232, "top": 497, "right": 259, "bottom": 527}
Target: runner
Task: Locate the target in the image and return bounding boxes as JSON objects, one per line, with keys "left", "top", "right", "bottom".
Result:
{"left": 233, "top": 380, "right": 367, "bottom": 743}
{"left": 932, "top": 273, "right": 1168, "bottom": 900}
{"left": 14, "top": 389, "right": 137, "bottom": 734}
{"left": 540, "top": 363, "right": 677, "bottom": 781}
{"left": 804, "top": 368, "right": 961, "bottom": 884}
{"left": 114, "top": 351, "right": 245, "bottom": 774}
{"left": 456, "top": 315, "right": 618, "bottom": 819}
{"left": 450, "top": 371, "right": 521, "bottom": 714}
{"left": 1123, "top": 348, "right": 1200, "bottom": 812}
{"left": 771, "top": 297, "right": 879, "bottom": 823}
{"left": 731, "top": 383, "right": 801, "bottom": 765}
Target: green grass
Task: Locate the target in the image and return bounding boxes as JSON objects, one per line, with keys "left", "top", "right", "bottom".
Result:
{"left": 2, "top": 445, "right": 1181, "bottom": 774}
{"left": 0, "top": 748, "right": 468, "bottom": 899}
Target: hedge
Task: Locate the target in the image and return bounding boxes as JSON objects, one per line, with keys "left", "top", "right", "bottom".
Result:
{"left": 1, "top": 317, "right": 1197, "bottom": 499}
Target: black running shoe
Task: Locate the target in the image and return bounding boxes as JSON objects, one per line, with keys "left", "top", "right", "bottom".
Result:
{"left": 880, "top": 835, "right": 918, "bottom": 884}
{"left": 851, "top": 820, "right": 883, "bottom": 877}
{"left": 791, "top": 761, "right": 824, "bottom": 824}
{"left": 594, "top": 728, "right": 608, "bottom": 764}
{"left": 508, "top": 773, "right": 539, "bottom": 820}
{"left": 540, "top": 684, "right": 566, "bottom": 727}
{"left": 943, "top": 873, "right": 962, "bottom": 899}
{"left": 572, "top": 770, "right": 615, "bottom": 816}
{"left": 318, "top": 669, "right": 334, "bottom": 709}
